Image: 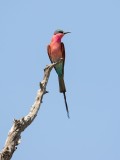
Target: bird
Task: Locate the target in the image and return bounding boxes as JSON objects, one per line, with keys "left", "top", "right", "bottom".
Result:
{"left": 47, "top": 29, "right": 70, "bottom": 118}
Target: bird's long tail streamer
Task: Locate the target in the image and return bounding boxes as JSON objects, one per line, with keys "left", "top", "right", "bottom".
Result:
{"left": 63, "top": 92, "right": 70, "bottom": 118}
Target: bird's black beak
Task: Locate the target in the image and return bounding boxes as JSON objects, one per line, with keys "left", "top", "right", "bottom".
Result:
{"left": 64, "top": 32, "right": 71, "bottom": 35}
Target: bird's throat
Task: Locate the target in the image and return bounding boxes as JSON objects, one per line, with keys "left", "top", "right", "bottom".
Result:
{"left": 51, "top": 35, "right": 62, "bottom": 43}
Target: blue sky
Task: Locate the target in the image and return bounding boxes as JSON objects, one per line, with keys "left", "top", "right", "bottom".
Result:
{"left": 0, "top": 0, "right": 120, "bottom": 159}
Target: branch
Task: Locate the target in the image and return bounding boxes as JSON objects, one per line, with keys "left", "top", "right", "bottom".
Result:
{"left": 0, "top": 59, "right": 63, "bottom": 160}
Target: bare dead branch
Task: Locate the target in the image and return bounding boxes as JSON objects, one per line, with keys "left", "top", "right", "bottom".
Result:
{"left": 0, "top": 59, "right": 63, "bottom": 160}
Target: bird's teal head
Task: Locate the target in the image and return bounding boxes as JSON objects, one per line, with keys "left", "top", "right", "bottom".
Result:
{"left": 54, "top": 29, "right": 71, "bottom": 35}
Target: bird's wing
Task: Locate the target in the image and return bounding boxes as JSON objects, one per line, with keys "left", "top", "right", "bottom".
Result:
{"left": 61, "top": 42, "right": 65, "bottom": 75}
{"left": 47, "top": 45, "right": 53, "bottom": 63}
{"left": 61, "top": 42, "right": 65, "bottom": 62}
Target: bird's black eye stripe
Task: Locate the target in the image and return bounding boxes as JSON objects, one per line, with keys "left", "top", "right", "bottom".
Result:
{"left": 54, "top": 30, "right": 64, "bottom": 35}
{"left": 59, "top": 31, "right": 64, "bottom": 33}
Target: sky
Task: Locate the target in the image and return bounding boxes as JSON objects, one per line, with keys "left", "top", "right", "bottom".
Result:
{"left": 0, "top": 0, "right": 120, "bottom": 159}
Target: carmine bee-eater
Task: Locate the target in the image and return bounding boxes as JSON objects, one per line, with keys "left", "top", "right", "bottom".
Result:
{"left": 47, "top": 29, "right": 70, "bottom": 118}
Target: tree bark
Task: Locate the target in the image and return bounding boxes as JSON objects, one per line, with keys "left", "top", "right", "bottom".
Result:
{"left": 0, "top": 59, "right": 63, "bottom": 160}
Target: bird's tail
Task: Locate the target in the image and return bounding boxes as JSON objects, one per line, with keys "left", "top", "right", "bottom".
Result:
{"left": 58, "top": 76, "right": 70, "bottom": 118}
{"left": 63, "top": 92, "right": 70, "bottom": 118}
{"left": 58, "top": 76, "right": 66, "bottom": 93}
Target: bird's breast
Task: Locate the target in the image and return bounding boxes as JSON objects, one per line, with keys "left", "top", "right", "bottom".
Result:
{"left": 50, "top": 43, "right": 62, "bottom": 62}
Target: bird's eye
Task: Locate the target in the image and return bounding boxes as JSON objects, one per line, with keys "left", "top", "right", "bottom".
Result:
{"left": 54, "top": 30, "right": 64, "bottom": 35}
{"left": 59, "top": 31, "right": 64, "bottom": 33}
